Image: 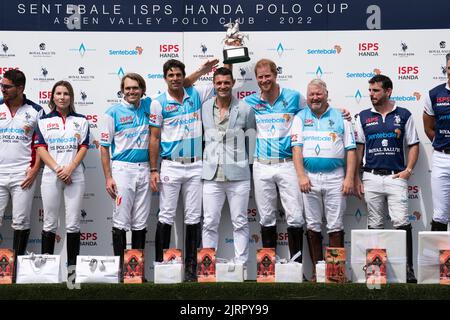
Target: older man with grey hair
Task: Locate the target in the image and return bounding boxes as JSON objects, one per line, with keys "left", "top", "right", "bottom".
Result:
{"left": 291, "top": 78, "right": 357, "bottom": 281}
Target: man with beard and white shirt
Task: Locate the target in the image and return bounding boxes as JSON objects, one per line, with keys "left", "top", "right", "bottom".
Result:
{"left": 354, "top": 74, "right": 420, "bottom": 283}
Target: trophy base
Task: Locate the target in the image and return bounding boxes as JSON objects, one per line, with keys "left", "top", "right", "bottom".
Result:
{"left": 223, "top": 47, "right": 250, "bottom": 64}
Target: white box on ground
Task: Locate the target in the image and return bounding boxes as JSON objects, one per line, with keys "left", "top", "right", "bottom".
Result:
{"left": 154, "top": 263, "right": 184, "bottom": 284}
{"left": 275, "top": 262, "right": 303, "bottom": 283}
{"left": 351, "top": 230, "right": 406, "bottom": 283}
{"left": 417, "top": 231, "right": 450, "bottom": 284}
{"left": 216, "top": 263, "right": 244, "bottom": 282}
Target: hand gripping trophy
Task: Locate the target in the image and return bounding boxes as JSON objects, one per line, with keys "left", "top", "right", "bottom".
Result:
{"left": 222, "top": 20, "right": 250, "bottom": 64}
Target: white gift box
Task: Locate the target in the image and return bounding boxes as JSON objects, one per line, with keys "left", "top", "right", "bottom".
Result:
{"left": 417, "top": 231, "right": 450, "bottom": 284}
{"left": 75, "top": 256, "right": 120, "bottom": 284}
{"left": 16, "top": 254, "right": 61, "bottom": 284}
{"left": 351, "top": 230, "right": 406, "bottom": 283}
{"left": 316, "top": 261, "right": 326, "bottom": 283}
{"left": 216, "top": 263, "right": 244, "bottom": 282}
{"left": 154, "top": 263, "right": 184, "bottom": 284}
{"left": 275, "top": 262, "right": 303, "bottom": 283}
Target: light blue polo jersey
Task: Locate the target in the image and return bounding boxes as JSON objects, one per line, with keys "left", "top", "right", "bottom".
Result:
{"left": 100, "top": 97, "right": 151, "bottom": 163}
{"left": 291, "top": 106, "right": 356, "bottom": 173}
{"left": 244, "top": 87, "right": 306, "bottom": 159}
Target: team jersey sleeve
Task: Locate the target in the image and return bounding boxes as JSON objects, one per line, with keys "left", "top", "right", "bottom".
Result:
{"left": 79, "top": 117, "right": 90, "bottom": 148}
{"left": 298, "top": 93, "right": 307, "bottom": 110}
{"left": 34, "top": 120, "right": 47, "bottom": 148}
{"left": 149, "top": 99, "right": 163, "bottom": 128}
{"left": 344, "top": 120, "right": 357, "bottom": 150}
{"left": 405, "top": 115, "right": 420, "bottom": 146}
{"left": 99, "top": 112, "right": 115, "bottom": 147}
{"left": 354, "top": 115, "right": 366, "bottom": 144}
{"left": 290, "top": 114, "right": 304, "bottom": 147}
{"left": 423, "top": 92, "right": 434, "bottom": 116}
{"left": 194, "top": 84, "right": 215, "bottom": 104}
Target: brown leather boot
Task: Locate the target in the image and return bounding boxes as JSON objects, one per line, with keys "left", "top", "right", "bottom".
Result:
{"left": 328, "top": 231, "right": 345, "bottom": 248}
{"left": 306, "top": 230, "right": 323, "bottom": 282}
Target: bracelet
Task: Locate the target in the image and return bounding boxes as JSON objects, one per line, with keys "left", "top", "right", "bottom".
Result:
{"left": 150, "top": 168, "right": 159, "bottom": 173}
{"left": 405, "top": 168, "right": 413, "bottom": 174}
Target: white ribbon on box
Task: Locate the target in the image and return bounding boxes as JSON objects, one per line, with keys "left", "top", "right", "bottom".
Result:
{"left": 75, "top": 256, "right": 120, "bottom": 284}
{"left": 275, "top": 251, "right": 303, "bottom": 283}
{"left": 16, "top": 253, "right": 61, "bottom": 284}
{"left": 154, "top": 259, "right": 184, "bottom": 284}
{"left": 350, "top": 230, "right": 407, "bottom": 283}
{"left": 417, "top": 231, "right": 450, "bottom": 284}
{"left": 216, "top": 258, "right": 244, "bottom": 282}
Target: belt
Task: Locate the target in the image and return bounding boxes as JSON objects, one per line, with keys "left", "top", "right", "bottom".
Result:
{"left": 435, "top": 148, "right": 450, "bottom": 154}
{"left": 363, "top": 168, "right": 400, "bottom": 176}
{"left": 162, "top": 156, "right": 201, "bottom": 164}
{"left": 256, "top": 158, "right": 292, "bottom": 165}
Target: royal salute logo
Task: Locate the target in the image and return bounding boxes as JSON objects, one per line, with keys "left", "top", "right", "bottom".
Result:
{"left": 68, "top": 66, "right": 95, "bottom": 81}
{"left": 358, "top": 42, "right": 379, "bottom": 56}
{"left": 276, "top": 65, "right": 293, "bottom": 81}
{"left": 28, "top": 42, "right": 56, "bottom": 58}
{"left": 428, "top": 41, "right": 450, "bottom": 56}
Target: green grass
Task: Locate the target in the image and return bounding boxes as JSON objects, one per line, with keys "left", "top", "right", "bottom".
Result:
{"left": 1, "top": 282, "right": 449, "bottom": 300}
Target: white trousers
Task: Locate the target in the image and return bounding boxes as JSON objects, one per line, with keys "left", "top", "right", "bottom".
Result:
{"left": 303, "top": 168, "right": 346, "bottom": 233}
{"left": 253, "top": 161, "right": 304, "bottom": 228}
{"left": 362, "top": 171, "right": 409, "bottom": 228}
{"left": 41, "top": 169, "right": 85, "bottom": 233}
{"left": 202, "top": 179, "right": 250, "bottom": 264}
{"left": 111, "top": 161, "right": 151, "bottom": 231}
{"left": 0, "top": 171, "right": 36, "bottom": 230}
{"left": 431, "top": 150, "right": 450, "bottom": 224}
{"left": 158, "top": 160, "right": 203, "bottom": 225}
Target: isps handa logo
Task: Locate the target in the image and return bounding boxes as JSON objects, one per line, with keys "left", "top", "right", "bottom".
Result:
{"left": 80, "top": 232, "right": 98, "bottom": 246}
{"left": 159, "top": 44, "right": 180, "bottom": 58}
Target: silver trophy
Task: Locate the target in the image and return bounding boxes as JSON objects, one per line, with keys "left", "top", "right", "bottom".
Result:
{"left": 222, "top": 20, "right": 250, "bottom": 64}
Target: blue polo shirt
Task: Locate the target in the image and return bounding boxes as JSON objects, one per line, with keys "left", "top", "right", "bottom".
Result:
{"left": 424, "top": 83, "right": 450, "bottom": 150}
{"left": 355, "top": 105, "right": 419, "bottom": 171}
{"left": 244, "top": 87, "right": 306, "bottom": 159}
{"left": 291, "top": 106, "right": 356, "bottom": 173}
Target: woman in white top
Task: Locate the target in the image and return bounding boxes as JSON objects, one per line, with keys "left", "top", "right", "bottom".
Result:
{"left": 35, "top": 80, "right": 89, "bottom": 273}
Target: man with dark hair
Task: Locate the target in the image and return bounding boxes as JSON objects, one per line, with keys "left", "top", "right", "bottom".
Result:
{"left": 0, "top": 69, "right": 44, "bottom": 280}
{"left": 150, "top": 59, "right": 218, "bottom": 282}
{"left": 423, "top": 53, "right": 450, "bottom": 232}
{"left": 201, "top": 67, "right": 255, "bottom": 269}
{"left": 354, "top": 74, "right": 420, "bottom": 283}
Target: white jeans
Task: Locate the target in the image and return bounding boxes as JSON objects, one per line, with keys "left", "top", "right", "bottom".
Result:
{"left": 111, "top": 161, "right": 151, "bottom": 231}
{"left": 303, "top": 168, "right": 345, "bottom": 233}
{"left": 41, "top": 169, "right": 85, "bottom": 233}
{"left": 158, "top": 160, "right": 203, "bottom": 225}
{"left": 363, "top": 171, "right": 409, "bottom": 228}
{"left": 431, "top": 151, "right": 450, "bottom": 224}
{"left": 0, "top": 171, "right": 36, "bottom": 230}
{"left": 253, "top": 161, "right": 304, "bottom": 228}
{"left": 202, "top": 179, "right": 250, "bottom": 264}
